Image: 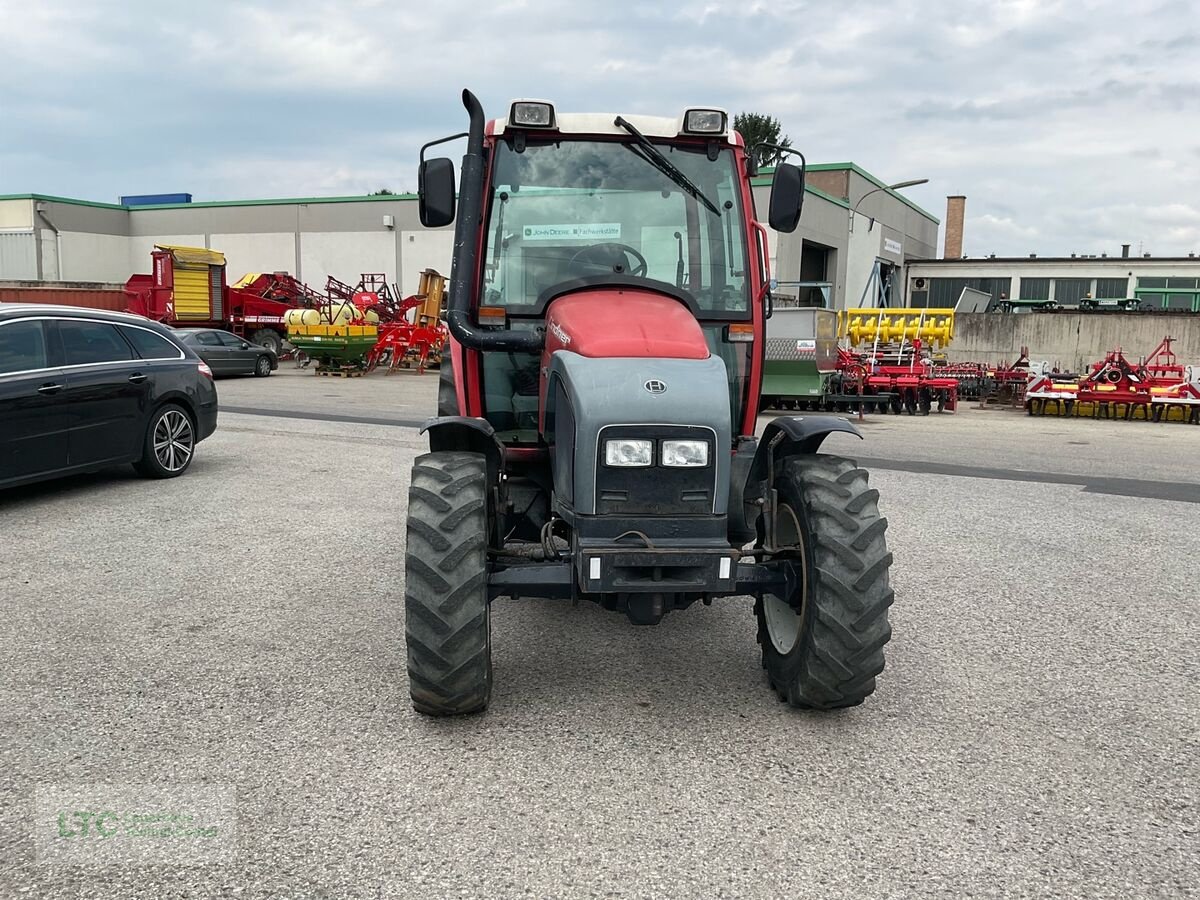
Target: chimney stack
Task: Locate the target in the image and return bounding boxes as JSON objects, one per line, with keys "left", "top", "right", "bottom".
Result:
{"left": 1121, "top": 243, "right": 1130, "bottom": 258}
{"left": 944, "top": 195, "right": 966, "bottom": 258}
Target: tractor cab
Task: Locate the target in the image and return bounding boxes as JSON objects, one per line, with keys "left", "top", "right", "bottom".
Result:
{"left": 403, "top": 91, "right": 892, "bottom": 717}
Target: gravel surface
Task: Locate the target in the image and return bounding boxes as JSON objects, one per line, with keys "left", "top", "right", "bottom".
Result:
{"left": 2, "top": 373, "right": 1197, "bottom": 898}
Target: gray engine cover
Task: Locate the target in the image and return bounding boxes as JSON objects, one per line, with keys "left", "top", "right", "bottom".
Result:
{"left": 545, "top": 350, "right": 732, "bottom": 516}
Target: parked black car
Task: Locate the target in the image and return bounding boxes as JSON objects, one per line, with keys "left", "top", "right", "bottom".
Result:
{"left": 174, "top": 329, "right": 277, "bottom": 377}
{"left": 0, "top": 305, "right": 218, "bottom": 490}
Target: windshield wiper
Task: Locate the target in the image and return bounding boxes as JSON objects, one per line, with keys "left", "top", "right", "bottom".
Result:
{"left": 614, "top": 116, "right": 721, "bottom": 217}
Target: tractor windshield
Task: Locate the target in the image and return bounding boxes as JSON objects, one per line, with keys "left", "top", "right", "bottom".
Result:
{"left": 481, "top": 139, "right": 750, "bottom": 317}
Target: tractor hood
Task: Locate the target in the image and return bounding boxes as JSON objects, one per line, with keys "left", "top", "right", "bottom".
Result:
{"left": 544, "top": 290, "right": 709, "bottom": 360}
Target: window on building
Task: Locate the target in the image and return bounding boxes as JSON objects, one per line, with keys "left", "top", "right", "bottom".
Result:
{"left": 928, "top": 277, "right": 1012, "bottom": 307}
{"left": 1166, "top": 293, "right": 1197, "bottom": 311}
{"left": 1138, "top": 293, "right": 1165, "bottom": 309}
{"left": 1053, "top": 279, "right": 1091, "bottom": 305}
{"left": 1138, "top": 277, "right": 1167, "bottom": 289}
{"left": 1166, "top": 277, "right": 1199, "bottom": 290}
{"left": 1019, "top": 278, "right": 1050, "bottom": 300}
{"left": 1094, "top": 278, "right": 1129, "bottom": 299}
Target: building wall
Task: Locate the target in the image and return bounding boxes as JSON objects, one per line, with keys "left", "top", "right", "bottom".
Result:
{"left": 906, "top": 258, "right": 1200, "bottom": 308}
{"left": 0, "top": 233, "right": 38, "bottom": 280}
{"left": 59, "top": 232, "right": 131, "bottom": 282}
{"left": 949, "top": 312, "right": 1200, "bottom": 371}
{"left": 0, "top": 199, "right": 34, "bottom": 230}
{"left": 211, "top": 233, "right": 297, "bottom": 281}
{"left": 2, "top": 170, "right": 940, "bottom": 311}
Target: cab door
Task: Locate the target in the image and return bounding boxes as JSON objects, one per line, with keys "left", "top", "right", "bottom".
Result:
{"left": 0, "top": 319, "right": 70, "bottom": 484}
{"left": 52, "top": 318, "right": 150, "bottom": 466}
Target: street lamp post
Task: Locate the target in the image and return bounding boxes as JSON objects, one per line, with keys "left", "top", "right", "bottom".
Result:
{"left": 849, "top": 178, "right": 929, "bottom": 233}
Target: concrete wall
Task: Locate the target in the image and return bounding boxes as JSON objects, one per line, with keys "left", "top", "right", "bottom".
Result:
{"left": 947, "top": 313, "right": 1200, "bottom": 371}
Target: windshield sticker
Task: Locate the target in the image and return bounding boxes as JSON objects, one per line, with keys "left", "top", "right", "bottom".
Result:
{"left": 522, "top": 224, "right": 621, "bottom": 241}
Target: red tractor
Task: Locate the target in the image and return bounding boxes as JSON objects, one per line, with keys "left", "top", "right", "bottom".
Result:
{"left": 407, "top": 91, "right": 893, "bottom": 715}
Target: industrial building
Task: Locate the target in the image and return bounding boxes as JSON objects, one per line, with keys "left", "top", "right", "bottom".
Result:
{"left": 0, "top": 162, "right": 938, "bottom": 310}
{"left": 906, "top": 253, "right": 1200, "bottom": 312}
{"left": 906, "top": 195, "right": 1200, "bottom": 311}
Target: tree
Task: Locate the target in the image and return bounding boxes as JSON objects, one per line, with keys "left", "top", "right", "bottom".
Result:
{"left": 733, "top": 112, "right": 793, "bottom": 168}
{"left": 370, "top": 188, "right": 396, "bottom": 196}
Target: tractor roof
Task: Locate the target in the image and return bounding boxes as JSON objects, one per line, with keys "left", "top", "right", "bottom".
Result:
{"left": 490, "top": 111, "right": 740, "bottom": 144}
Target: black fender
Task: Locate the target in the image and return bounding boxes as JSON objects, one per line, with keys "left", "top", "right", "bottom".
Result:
{"left": 735, "top": 417, "right": 863, "bottom": 536}
{"left": 420, "top": 416, "right": 505, "bottom": 483}
{"left": 749, "top": 416, "right": 862, "bottom": 484}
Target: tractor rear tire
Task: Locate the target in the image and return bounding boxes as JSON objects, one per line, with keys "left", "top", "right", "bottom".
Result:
{"left": 251, "top": 328, "right": 283, "bottom": 358}
{"left": 404, "top": 451, "right": 491, "bottom": 716}
{"left": 755, "top": 454, "right": 893, "bottom": 709}
{"left": 438, "top": 350, "right": 458, "bottom": 416}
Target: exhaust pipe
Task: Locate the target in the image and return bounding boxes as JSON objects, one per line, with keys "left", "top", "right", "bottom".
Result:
{"left": 445, "top": 90, "right": 544, "bottom": 354}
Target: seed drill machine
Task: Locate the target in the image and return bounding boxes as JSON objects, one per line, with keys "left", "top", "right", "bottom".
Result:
{"left": 405, "top": 91, "right": 893, "bottom": 715}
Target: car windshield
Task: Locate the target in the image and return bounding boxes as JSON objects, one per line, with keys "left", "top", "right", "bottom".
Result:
{"left": 482, "top": 139, "right": 750, "bottom": 316}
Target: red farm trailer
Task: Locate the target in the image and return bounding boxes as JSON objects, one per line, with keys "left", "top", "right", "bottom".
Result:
{"left": 124, "top": 245, "right": 309, "bottom": 356}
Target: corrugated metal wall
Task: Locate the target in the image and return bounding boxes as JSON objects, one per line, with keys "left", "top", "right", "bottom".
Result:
{"left": 0, "top": 285, "right": 126, "bottom": 310}
{"left": 0, "top": 233, "right": 38, "bottom": 280}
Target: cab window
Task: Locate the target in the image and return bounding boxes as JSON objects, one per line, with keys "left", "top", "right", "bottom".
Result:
{"left": 58, "top": 320, "right": 134, "bottom": 366}
{"left": 0, "top": 320, "right": 49, "bottom": 375}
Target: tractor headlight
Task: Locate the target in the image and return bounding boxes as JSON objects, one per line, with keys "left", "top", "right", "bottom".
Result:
{"left": 682, "top": 108, "right": 727, "bottom": 134}
{"left": 510, "top": 101, "right": 556, "bottom": 128}
{"left": 661, "top": 440, "right": 709, "bottom": 467}
{"left": 605, "top": 439, "right": 653, "bottom": 467}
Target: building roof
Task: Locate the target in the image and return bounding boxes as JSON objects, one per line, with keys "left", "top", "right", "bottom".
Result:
{"left": 750, "top": 162, "right": 940, "bottom": 224}
{"left": 908, "top": 256, "right": 1200, "bottom": 264}
{"left": 0, "top": 191, "right": 418, "bottom": 211}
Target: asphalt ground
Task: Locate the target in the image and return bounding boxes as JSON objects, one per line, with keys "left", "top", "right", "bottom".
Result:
{"left": 2, "top": 366, "right": 1197, "bottom": 898}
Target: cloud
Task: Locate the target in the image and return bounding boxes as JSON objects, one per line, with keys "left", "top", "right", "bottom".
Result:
{"left": 1, "top": 0, "right": 1198, "bottom": 256}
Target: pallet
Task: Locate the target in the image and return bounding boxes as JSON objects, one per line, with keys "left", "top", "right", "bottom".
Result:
{"left": 315, "top": 367, "right": 365, "bottom": 378}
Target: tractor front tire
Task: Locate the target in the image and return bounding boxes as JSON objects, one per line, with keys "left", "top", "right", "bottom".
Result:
{"left": 755, "top": 454, "right": 893, "bottom": 709}
{"left": 405, "top": 451, "right": 492, "bottom": 716}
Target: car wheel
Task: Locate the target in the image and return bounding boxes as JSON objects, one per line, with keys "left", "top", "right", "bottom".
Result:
{"left": 134, "top": 404, "right": 196, "bottom": 479}
{"left": 255, "top": 355, "right": 272, "bottom": 377}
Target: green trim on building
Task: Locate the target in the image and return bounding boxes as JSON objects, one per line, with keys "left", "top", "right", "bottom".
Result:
{"left": 0, "top": 191, "right": 419, "bottom": 212}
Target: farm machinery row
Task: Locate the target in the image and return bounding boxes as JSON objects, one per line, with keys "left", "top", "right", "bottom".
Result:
{"left": 124, "top": 244, "right": 448, "bottom": 373}
{"left": 1025, "top": 336, "right": 1200, "bottom": 424}
{"left": 762, "top": 307, "right": 968, "bottom": 415}
{"left": 284, "top": 269, "right": 448, "bottom": 375}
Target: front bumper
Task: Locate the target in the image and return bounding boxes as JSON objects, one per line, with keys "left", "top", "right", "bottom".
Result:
{"left": 574, "top": 545, "right": 738, "bottom": 593}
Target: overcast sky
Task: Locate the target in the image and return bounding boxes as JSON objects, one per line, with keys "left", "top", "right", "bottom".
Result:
{"left": 2, "top": 0, "right": 1198, "bottom": 257}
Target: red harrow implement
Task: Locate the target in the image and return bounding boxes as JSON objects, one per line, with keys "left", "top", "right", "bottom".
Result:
{"left": 1026, "top": 336, "right": 1200, "bottom": 423}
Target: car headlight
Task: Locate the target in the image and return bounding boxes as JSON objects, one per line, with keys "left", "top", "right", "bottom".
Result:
{"left": 662, "top": 440, "right": 709, "bottom": 467}
{"left": 605, "top": 439, "right": 653, "bottom": 467}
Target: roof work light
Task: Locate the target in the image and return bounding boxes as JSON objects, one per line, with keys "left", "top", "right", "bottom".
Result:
{"left": 509, "top": 101, "right": 556, "bottom": 128}
{"left": 682, "top": 108, "right": 727, "bottom": 134}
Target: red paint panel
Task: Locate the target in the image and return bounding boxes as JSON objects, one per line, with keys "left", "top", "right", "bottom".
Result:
{"left": 0, "top": 287, "right": 125, "bottom": 311}
{"left": 544, "top": 290, "right": 709, "bottom": 360}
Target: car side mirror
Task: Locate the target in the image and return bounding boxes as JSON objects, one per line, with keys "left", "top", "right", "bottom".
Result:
{"left": 419, "top": 157, "right": 456, "bottom": 228}
{"left": 241, "top": 342, "right": 249, "bottom": 349}
{"left": 768, "top": 162, "right": 805, "bottom": 233}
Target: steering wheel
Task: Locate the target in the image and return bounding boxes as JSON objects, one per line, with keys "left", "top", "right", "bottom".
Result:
{"left": 567, "top": 243, "right": 649, "bottom": 278}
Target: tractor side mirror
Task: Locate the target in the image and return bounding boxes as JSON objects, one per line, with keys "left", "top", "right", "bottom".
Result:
{"left": 768, "top": 162, "right": 805, "bottom": 233}
{"left": 419, "top": 157, "right": 456, "bottom": 228}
